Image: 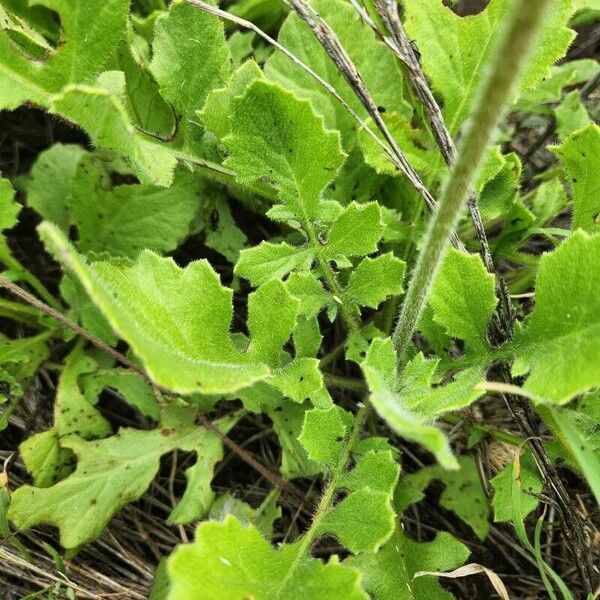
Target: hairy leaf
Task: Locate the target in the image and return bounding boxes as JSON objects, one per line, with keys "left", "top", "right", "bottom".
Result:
{"left": 40, "top": 224, "right": 298, "bottom": 395}
{"left": 0, "top": 0, "right": 130, "bottom": 109}
{"left": 553, "top": 123, "right": 600, "bottom": 232}
{"left": 150, "top": 1, "right": 231, "bottom": 151}
{"left": 51, "top": 76, "right": 177, "bottom": 186}
{"left": 265, "top": 0, "right": 411, "bottom": 145}
{"left": 68, "top": 157, "right": 200, "bottom": 257}
{"left": 226, "top": 79, "right": 345, "bottom": 223}
{"left": 513, "top": 231, "right": 600, "bottom": 403}
{"left": 429, "top": 249, "right": 497, "bottom": 353}
{"left": 10, "top": 414, "right": 231, "bottom": 548}
{"left": 168, "top": 515, "right": 367, "bottom": 600}
{"left": 347, "top": 526, "right": 470, "bottom": 600}
{"left": 362, "top": 338, "right": 458, "bottom": 469}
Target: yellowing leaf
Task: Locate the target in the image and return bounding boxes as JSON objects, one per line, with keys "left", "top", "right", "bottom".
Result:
{"left": 10, "top": 416, "right": 231, "bottom": 548}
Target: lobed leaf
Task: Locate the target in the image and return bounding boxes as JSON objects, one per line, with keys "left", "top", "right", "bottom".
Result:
{"left": 39, "top": 223, "right": 298, "bottom": 395}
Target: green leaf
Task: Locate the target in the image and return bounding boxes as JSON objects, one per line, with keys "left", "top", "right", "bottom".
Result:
{"left": 60, "top": 275, "right": 117, "bottom": 345}
{"left": 268, "top": 358, "right": 326, "bottom": 405}
{"left": 116, "top": 39, "right": 176, "bottom": 138}
{"left": 19, "top": 429, "right": 69, "bottom": 489}
{"left": 404, "top": 0, "right": 574, "bottom": 133}
{"left": 316, "top": 450, "right": 399, "bottom": 553}
{"left": 513, "top": 231, "right": 600, "bottom": 403}
{"left": 553, "top": 123, "right": 600, "bottom": 232}
{"left": 537, "top": 404, "right": 600, "bottom": 506}
{"left": 321, "top": 202, "right": 383, "bottom": 261}
{"left": 265, "top": 0, "right": 412, "bottom": 145}
{"left": 225, "top": 79, "right": 345, "bottom": 223}
{"left": 299, "top": 406, "right": 399, "bottom": 553}
{"left": 50, "top": 76, "right": 178, "bottom": 186}
{"left": 150, "top": 0, "right": 231, "bottom": 151}
{"left": 528, "top": 177, "right": 568, "bottom": 226}
{"left": 286, "top": 272, "right": 332, "bottom": 318}
{"left": 9, "top": 415, "right": 230, "bottom": 548}
{"left": 491, "top": 450, "right": 542, "bottom": 522}
{"left": 358, "top": 112, "right": 444, "bottom": 183}
{"left": 398, "top": 354, "right": 484, "bottom": 418}
{"left": 299, "top": 405, "right": 350, "bottom": 465}
{"left": 209, "top": 489, "right": 281, "bottom": 539}
{"left": 361, "top": 338, "right": 459, "bottom": 470}
{"left": 345, "top": 253, "right": 405, "bottom": 309}
{"left": 293, "top": 316, "right": 323, "bottom": 357}
{"left": 0, "top": 177, "right": 20, "bottom": 266}
{"left": 266, "top": 400, "right": 320, "bottom": 478}
{"left": 516, "top": 59, "right": 599, "bottom": 115}
{"left": 200, "top": 59, "right": 264, "bottom": 140}
{"left": 167, "top": 516, "right": 368, "bottom": 599}
{"left": 81, "top": 368, "right": 159, "bottom": 420}
{"left": 40, "top": 223, "right": 298, "bottom": 395}
{"left": 0, "top": 332, "right": 51, "bottom": 388}
{"left": 0, "top": 0, "right": 130, "bottom": 109}
{"left": 68, "top": 156, "right": 200, "bottom": 257}
{"left": 24, "top": 144, "right": 86, "bottom": 230}
{"left": 166, "top": 429, "right": 227, "bottom": 525}
{"left": 235, "top": 241, "right": 314, "bottom": 287}
{"left": 405, "top": 456, "right": 490, "bottom": 540}
{"left": 429, "top": 249, "right": 497, "bottom": 353}
{"left": 346, "top": 526, "right": 470, "bottom": 600}
{"left": 554, "top": 90, "right": 591, "bottom": 140}
{"left": 19, "top": 345, "right": 111, "bottom": 487}
{"left": 247, "top": 280, "right": 299, "bottom": 365}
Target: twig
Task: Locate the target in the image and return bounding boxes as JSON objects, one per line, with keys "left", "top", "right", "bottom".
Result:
{"left": 0, "top": 275, "right": 304, "bottom": 505}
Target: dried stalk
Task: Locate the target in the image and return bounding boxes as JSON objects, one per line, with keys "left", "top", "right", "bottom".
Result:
{"left": 359, "top": 0, "right": 514, "bottom": 335}
{"left": 377, "top": 0, "right": 597, "bottom": 590}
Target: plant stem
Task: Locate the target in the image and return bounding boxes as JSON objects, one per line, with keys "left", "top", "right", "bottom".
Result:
{"left": 323, "top": 373, "right": 366, "bottom": 392}
{"left": 3, "top": 254, "right": 61, "bottom": 310}
{"left": 280, "top": 404, "right": 369, "bottom": 588}
{"left": 392, "top": 0, "right": 551, "bottom": 366}
{"left": 287, "top": 0, "right": 464, "bottom": 251}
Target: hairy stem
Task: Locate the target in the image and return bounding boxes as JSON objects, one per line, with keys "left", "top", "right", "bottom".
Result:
{"left": 392, "top": 0, "right": 551, "bottom": 364}
{"left": 370, "top": 0, "right": 513, "bottom": 337}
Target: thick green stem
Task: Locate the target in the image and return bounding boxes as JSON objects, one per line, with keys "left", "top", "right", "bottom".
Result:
{"left": 392, "top": 0, "right": 551, "bottom": 366}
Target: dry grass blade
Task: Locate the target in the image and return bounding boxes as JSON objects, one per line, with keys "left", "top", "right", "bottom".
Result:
{"left": 414, "top": 563, "right": 510, "bottom": 600}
